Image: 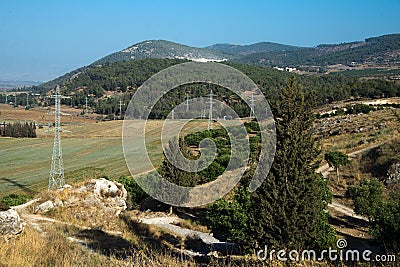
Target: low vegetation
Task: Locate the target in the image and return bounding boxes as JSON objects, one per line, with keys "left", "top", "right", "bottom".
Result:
{"left": 347, "top": 178, "right": 400, "bottom": 252}
{"left": 0, "top": 193, "right": 31, "bottom": 206}
{"left": 0, "top": 121, "right": 36, "bottom": 138}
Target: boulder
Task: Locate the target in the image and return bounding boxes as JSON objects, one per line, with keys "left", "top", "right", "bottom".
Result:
{"left": 91, "top": 178, "right": 127, "bottom": 199}
{"left": 0, "top": 209, "right": 25, "bottom": 236}
{"left": 34, "top": 200, "right": 54, "bottom": 214}
{"left": 76, "top": 178, "right": 128, "bottom": 215}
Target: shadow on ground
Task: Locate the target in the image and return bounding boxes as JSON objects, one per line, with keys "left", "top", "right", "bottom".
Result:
{"left": 75, "top": 228, "right": 136, "bottom": 259}
{"left": 0, "top": 178, "right": 37, "bottom": 196}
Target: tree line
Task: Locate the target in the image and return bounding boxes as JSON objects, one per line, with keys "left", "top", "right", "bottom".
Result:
{"left": 27, "top": 58, "right": 400, "bottom": 120}
{"left": 0, "top": 122, "right": 37, "bottom": 138}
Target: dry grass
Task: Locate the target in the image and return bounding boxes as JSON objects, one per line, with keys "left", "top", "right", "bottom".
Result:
{"left": 175, "top": 219, "right": 211, "bottom": 234}
{"left": 320, "top": 109, "right": 399, "bottom": 154}
{"left": 0, "top": 222, "right": 284, "bottom": 267}
{"left": 0, "top": 225, "right": 107, "bottom": 267}
{"left": 0, "top": 103, "right": 93, "bottom": 124}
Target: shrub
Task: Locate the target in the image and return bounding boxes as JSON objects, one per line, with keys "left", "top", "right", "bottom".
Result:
{"left": 0, "top": 194, "right": 30, "bottom": 207}
{"left": 0, "top": 202, "right": 9, "bottom": 211}
{"left": 118, "top": 176, "right": 148, "bottom": 205}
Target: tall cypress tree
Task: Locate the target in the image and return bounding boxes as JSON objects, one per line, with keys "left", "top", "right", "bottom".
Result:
{"left": 248, "top": 77, "right": 335, "bottom": 250}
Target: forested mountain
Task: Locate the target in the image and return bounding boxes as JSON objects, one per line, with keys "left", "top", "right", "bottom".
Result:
{"left": 93, "top": 40, "right": 232, "bottom": 65}
{"left": 30, "top": 58, "right": 400, "bottom": 120}
{"left": 206, "top": 42, "right": 303, "bottom": 55}
{"left": 33, "top": 40, "right": 231, "bottom": 92}
{"left": 31, "top": 34, "right": 400, "bottom": 93}
{"left": 233, "top": 34, "right": 400, "bottom": 67}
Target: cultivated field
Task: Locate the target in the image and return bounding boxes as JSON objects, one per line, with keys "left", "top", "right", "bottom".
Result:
{"left": 0, "top": 104, "right": 216, "bottom": 197}
{"left": 1, "top": 102, "right": 399, "bottom": 197}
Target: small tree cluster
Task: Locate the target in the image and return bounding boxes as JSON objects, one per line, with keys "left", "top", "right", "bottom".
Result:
{"left": 0, "top": 122, "right": 37, "bottom": 138}
{"left": 347, "top": 178, "right": 400, "bottom": 252}
{"left": 324, "top": 151, "right": 349, "bottom": 181}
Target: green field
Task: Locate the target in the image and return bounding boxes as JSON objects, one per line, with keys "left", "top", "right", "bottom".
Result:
{"left": 333, "top": 68, "right": 400, "bottom": 78}
{"left": 0, "top": 119, "right": 215, "bottom": 197}
{"left": 0, "top": 137, "right": 128, "bottom": 197}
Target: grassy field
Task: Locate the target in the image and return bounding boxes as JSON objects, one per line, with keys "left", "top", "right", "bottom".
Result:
{"left": 0, "top": 104, "right": 217, "bottom": 197}
{"left": 0, "top": 136, "right": 128, "bottom": 197}
{"left": 333, "top": 68, "right": 400, "bottom": 78}
{"left": 1, "top": 102, "right": 398, "bottom": 198}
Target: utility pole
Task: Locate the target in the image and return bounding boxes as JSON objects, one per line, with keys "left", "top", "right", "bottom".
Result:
{"left": 186, "top": 93, "right": 189, "bottom": 112}
{"left": 26, "top": 93, "right": 29, "bottom": 107}
{"left": 119, "top": 100, "right": 123, "bottom": 118}
{"left": 206, "top": 89, "right": 216, "bottom": 130}
{"left": 250, "top": 93, "right": 255, "bottom": 119}
{"left": 5, "top": 92, "right": 7, "bottom": 104}
{"left": 85, "top": 97, "right": 88, "bottom": 116}
{"left": 49, "top": 85, "right": 65, "bottom": 190}
{"left": 14, "top": 95, "right": 17, "bottom": 107}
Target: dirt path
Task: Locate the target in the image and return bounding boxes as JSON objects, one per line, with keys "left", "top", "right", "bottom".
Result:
{"left": 139, "top": 215, "right": 238, "bottom": 255}
{"left": 320, "top": 138, "right": 397, "bottom": 248}
{"left": 320, "top": 140, "right": 394, "bottom": 220}
{"left": 12, "top": 199, "right": 122, "bottom": 236}
{"left": 139, "top": 216, "right": 220, "bottom": 244}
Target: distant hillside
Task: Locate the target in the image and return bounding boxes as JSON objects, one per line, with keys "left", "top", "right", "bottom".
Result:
{"left": 233, "top": 34, "right": 400, "bottom": 67}
{"left": 207, "top": 42, "right": 303, "bottom": 55}
{"left": 0, "top": 80, "right": 42, "bottom": 91}
{"left": 31, "top": 34, "right": 400, "bottom": 93}
{"left": 93, "top": 40, "right": 232, "bottom": 65}
{"left": 28, "top": 58, "right": 400, "bottom": 122}
{"left": 33, "top": 40, "right": 232, "bottom": 92}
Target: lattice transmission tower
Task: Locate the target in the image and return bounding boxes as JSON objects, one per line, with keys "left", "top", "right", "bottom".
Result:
{"left": 250, "top": 93, "right": 255, "bottom": 119}
{"left": 49, "top": 85, "right": 65, "bottom": 190}
{"left": 206, "top": 89, "right": 216, "bottom": 130}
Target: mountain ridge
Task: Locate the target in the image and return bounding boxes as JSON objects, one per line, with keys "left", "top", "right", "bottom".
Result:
{"left": 92, "top": 40, "right": 232, "bottom": 65}
{"left": 206, "top": 41, "right": 304, "bottom": 55}
{"left": 31, "top": 33, "right": 400, "bottom": 92}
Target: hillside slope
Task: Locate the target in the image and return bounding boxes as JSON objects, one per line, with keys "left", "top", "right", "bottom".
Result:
{"left": 93, "top": 40, "right": 232, "bottom": 65}
{"left": 234, "top": 34, "right": 400, "bottom": 67}
{"left": 207, "top": 41, "right": 303, "bottom": 55}
{"left": 31, "top": 34, "right": 400, "bottom": 92}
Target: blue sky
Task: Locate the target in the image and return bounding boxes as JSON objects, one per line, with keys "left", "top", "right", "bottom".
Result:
{"left": 0, "top": 0, "right": 399, "bottom": 81}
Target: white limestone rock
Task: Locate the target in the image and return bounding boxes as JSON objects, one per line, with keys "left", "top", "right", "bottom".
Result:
{"left": 0, "top": 209, "right": 25, "bottom": 236}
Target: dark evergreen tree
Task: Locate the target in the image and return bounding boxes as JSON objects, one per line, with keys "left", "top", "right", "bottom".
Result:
{"left": 247, "top": 77, "right": 335, "bottom": 250}
{"left": 0, "top": 122, "right": 37, "bottom": 138}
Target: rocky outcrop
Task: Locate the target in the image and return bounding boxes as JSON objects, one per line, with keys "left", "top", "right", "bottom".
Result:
{"left": 0, "top": 209, "right": 25, "bottom": 236}
{"left": 34, "top": 200, "right": 54, "bottom": 214}
{"left": 33, "top": 178, "right": 128, "bottom": 222}
{"left": 80, "top": 178, "right": 128, "bottom": 215}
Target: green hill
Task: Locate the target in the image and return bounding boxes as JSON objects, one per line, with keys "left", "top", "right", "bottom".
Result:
{"left": 27, "top": 58, "right": 400, "bottom": 121}
{"left": 30, "top": 34, "right": 400, "bottom": 93}
{"left": 207, "top": 41, "right": 303, "bottom": 55}
{"left": 234, "top": 34, "right": 400, "bottom": 67}
{"left": 93, "top": 40, "right": 232, "bottom": 65}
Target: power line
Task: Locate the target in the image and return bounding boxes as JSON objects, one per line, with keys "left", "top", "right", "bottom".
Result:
{"left": 119, "top": 100, "right": 123, "bottom": 118}
{"left": 85, "top": 97, "right": 88, "bottom": 116}
{"left": 206, "top": 88, "right": 216, "bottom": 130}
{"left": 186, "top": 93, "right": 189, "bottom": 112}
{"left": 49, "top": 85, "right": 65, "bottom": 190}
{"left": 250, "top": 93, "right": 255, "bottom": 119}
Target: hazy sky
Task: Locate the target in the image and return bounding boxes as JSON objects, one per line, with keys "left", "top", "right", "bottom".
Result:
{"left": 0, "top": 0, "right": 399, "bottom": 81}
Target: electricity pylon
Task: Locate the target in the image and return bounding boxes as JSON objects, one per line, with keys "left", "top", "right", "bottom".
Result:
{"left": 250, "top": 93, "right": 255, "bottom": 119}
{"left": 49, "top": 85, "right": 65, "bottom": 190}
{"left": 206, "top": 89, "right": 216, "bottom": 129}
{"left": 186, "top": 93, "right": 189, "bottom": 112}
